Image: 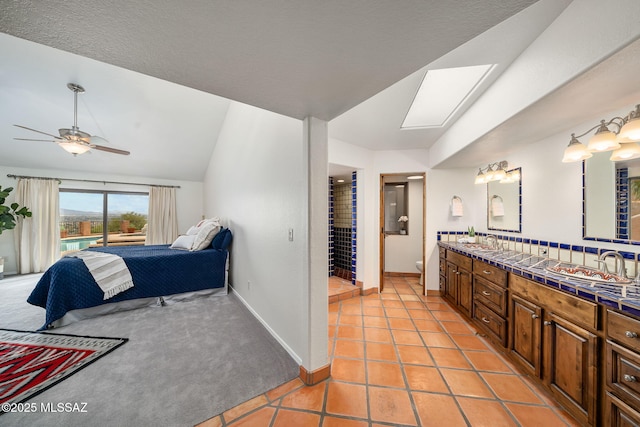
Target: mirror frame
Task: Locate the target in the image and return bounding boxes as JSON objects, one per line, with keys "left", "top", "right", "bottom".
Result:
{"left": 487, "top": 167, "right": 522, "bottom": 233}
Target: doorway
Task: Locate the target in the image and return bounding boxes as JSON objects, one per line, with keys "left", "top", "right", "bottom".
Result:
{"left": 379, "top": 173, "right": 425, "bottom": 294}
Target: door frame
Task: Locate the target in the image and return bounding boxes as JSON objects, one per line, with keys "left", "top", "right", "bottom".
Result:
{"left": 379, "top": 172, "right": 426, "bottom": 294}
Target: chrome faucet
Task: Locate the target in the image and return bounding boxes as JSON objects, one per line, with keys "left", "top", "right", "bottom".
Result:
{"left": 485, "top": 234, "right": 499, "bottom": 250}
{"left": 597, "top": 251, "right": 627, "bottom": 277}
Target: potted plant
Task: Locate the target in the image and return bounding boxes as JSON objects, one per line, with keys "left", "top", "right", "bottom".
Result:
{"left": 0, "top": 186, "right": 32, "bottom": 279}
{"left": 398, "top": 215, "right": 409, "bottom": 234}
{"left": 467, "top": 226, "right": 476, "bottom": 243}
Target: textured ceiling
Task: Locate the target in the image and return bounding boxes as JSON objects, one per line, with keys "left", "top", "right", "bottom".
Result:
{"left": 0, "top": 0, "right": 537, "bottom": 121}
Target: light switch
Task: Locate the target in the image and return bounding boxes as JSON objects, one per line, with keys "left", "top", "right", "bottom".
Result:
{"left": 288, "top": 228, "right": 294, "bottom": 241}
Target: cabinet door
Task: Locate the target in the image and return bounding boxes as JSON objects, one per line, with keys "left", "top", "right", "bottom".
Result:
{"left": 544, "top": 312, "right": 597, "bottom": 426}
{"left": 445, "top": 261, "right": 458, "bottom": 305}
{"left": 457, "top": 268, "right": 473, "bottom": 318}
{"left": 510, "top": 294, "right": 542, "bottom": 378}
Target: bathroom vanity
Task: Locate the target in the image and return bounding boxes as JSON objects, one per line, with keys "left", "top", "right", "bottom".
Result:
{"left": 438, "top": 241, "right": 640, "bottom": 426}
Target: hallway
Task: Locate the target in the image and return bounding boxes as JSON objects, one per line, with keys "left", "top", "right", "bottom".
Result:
{"left": 198, "top": 276, "right": 579, "bottom": 426}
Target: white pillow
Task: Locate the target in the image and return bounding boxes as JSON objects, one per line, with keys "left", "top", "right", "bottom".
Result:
{"left": 170, "top": 234, "right": 197, "bottom": 250}
{"left": 191, "top": 222, "right": 221, "bottom": 251}
{"left": 185, "top": 225, "right": 199, "bottom": 236}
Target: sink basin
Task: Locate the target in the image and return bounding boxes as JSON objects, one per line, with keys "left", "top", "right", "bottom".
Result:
{"left": 545, "top": 265, "right": 632, "bottom": 284}
{"left": 458, "top": 243, "right": 496, "bottom": 251}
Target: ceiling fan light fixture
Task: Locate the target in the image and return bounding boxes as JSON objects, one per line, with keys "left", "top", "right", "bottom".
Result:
{"left": 58, "top": 141, "right": 90, "bottom": 155}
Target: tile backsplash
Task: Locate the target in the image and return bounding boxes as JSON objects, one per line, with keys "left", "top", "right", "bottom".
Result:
{"left": 438, "top": 231, "right": 640, "bottom": 279}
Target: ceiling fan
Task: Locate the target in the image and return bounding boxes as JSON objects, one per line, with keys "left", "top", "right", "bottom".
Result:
{"left": 14, "top": 83, "right": 130, "bottom": 156}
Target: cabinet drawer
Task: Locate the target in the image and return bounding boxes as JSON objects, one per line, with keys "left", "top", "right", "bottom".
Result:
{"left": 439, "top": 246, "right": 446, "bottom": 258}
{"left": 510, "top": 273, "right": 598, "bottom": 330}
{"left": 474, "top": 260, "right": 507, "bottom": 288}
{"left": 608, "top": 310, "right": 640, "bottom": 353}
{"left": 474, "top": 276, "right": 507, "bottom": 317}
{"left": 446, "top": 250, "right": 472, "bottom": 271}
{"left": 606, "top": 391, "right": 640, "bottom": 427}
{"left": 607, "top": 340, "right": 640, "bottom": 410}
{"left": 474, "top": 301, "right": 507, "bottom": 346}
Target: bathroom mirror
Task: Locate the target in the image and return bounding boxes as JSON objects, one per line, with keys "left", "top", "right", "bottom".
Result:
{"left": 383, "top": 182, "right": 408, "bottom": 234}
{"left": 487, "top": 167, "right": 522, "bottom": 232}
{"left": 584, "top": 152, "right": 640, "bottom": 243}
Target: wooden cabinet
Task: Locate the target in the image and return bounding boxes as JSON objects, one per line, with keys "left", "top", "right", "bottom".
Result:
{"left": 473, "top": 259, "right": 508, "bottom": 346}
{"left": 444, "top": 251, "right": 472, "bottom": 318}
{"left": 510, "top": 294, "right": 542, "bottom": 377}
{"left": 607, "top": 309, "right": 640, "bottom": 423}
{"left": 543, "top": 312, "right": 597, "bottom": 426}
{"left": 509, "top": 274, "right": 598, "bottom": 426}
{"left": 606, "top": 392, "right": 640, "bottom": 427}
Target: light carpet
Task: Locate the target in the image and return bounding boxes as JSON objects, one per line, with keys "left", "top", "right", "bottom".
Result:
{"left": 0, "top": 274, "right": 299, "bottom": 426}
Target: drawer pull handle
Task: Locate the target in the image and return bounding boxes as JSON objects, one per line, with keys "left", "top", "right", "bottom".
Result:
{"left": 456, "top": 272, "right": 460, "bottom": 275}
{"left": 482, "top": 270, "right": 492, "bottom": 275}
{"left": 625, "top": 331, "right": 638, "bottom": 339}
{"left": 624, "top": 374, "right": 637, "bottom": 383}
{"left": 544, "top": 321, "right": 552, "bottom": 326}
{"left": 481, "top": 317, "right": 491, "bottom": 324}
{"left": 481, "top": 291, "right": 491, "bottom": 296}
{"left": 531, "top": 314, "right": 539, "bottom": 319}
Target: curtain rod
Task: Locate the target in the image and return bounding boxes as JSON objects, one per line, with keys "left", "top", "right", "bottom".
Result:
{"left": 6, "top": 174, "right": 180, "bottom": 189}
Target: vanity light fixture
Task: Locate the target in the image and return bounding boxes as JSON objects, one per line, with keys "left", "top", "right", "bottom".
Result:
{"left": 474, "top": 160, "right": 514, "bottom": 184}
{"left": 563, "top": 104, "right": 640, "bottom": 162}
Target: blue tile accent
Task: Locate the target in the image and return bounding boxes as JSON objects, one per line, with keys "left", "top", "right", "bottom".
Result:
{"left": 351, "top": 170, "right": 357, "bottom": 285}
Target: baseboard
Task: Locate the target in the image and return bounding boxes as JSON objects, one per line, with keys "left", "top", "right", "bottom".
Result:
{"left": 229, "top": 285, "right": 302, "bottom": 365}
{"left": 361, "top": 287, "right": 378, "bottom": 296}
{"left": 299, "top": 363, "right": 331, "bottom": 385}
{"left": 384, "top": 272, "right": 420, "bottom": 278}
{"left": 426, "top": 289, "right": 442, "bottom": 296}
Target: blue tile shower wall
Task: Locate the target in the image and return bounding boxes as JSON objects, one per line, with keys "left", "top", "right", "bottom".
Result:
{"left": 333, "top": 180, "right": 353, "bottom": 280}
{"left": 329, "top": 178, "right": 335, "bottom": 276}
{"left": 351, "top": 171, "right": 357, "bottom": 285}
{"left": 617, "top": 167, "right": 629, "bottom": 240}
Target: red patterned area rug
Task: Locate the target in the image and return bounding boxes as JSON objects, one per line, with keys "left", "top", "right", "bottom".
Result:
{"left": 0, "top": 329, "right": 127, "bottom": 412}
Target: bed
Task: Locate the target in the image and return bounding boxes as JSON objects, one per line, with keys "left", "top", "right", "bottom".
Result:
{"left": 28, "top": 228, "right": 232, "bottom": 330}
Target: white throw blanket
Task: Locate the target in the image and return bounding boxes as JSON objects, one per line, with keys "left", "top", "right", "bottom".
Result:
{"left": 69, "top": 251, "right": 134, "bottom": 300}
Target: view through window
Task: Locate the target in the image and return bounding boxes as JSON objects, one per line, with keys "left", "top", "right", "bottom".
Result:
{"left": 60, "top": 190, "right": 149, "bottom": 255}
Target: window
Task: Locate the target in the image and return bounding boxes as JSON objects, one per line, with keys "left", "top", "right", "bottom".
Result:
{"left": 60, "top": 190, "right": 149, "bottom": 254}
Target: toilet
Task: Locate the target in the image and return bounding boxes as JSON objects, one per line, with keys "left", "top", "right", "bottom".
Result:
{"left": 416, "top": 261, "right": 423, "bottom": 286}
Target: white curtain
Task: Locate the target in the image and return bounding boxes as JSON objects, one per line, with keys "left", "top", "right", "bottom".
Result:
{"left": 146, "top": 186, "right": 178, "bottom": 245}
{"left": 14, "top": 178, "right": 60, "bottom": 274}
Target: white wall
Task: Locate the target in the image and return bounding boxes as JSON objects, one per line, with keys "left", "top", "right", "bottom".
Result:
{"left": 202, "top": 101, "right": 313, "bottom": 366}
{"left": 329, "top": 137, "right": 429, "bottom": 289}
{"left": 385, "top": 179, "right": 423, "bottom": 273}
{"left": 0, "top": 165, "right": 203, "bottom": 275}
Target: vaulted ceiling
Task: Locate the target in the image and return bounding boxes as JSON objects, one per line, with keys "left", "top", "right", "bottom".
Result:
{"left": 1, "top": 0, "right": 639, "bottom": 181}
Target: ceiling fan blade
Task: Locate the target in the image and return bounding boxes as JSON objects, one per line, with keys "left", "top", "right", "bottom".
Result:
{"left": 92, "top": 144, "right": 130, "bottom": 156}
{"left": 14, "top": 124, "right": 64, "bottom": 140}
{"left": 89, "top": 135, "right": 109, "bottom": 145}
{"left": 14, "top": 137, "right": 57, "bottom": 142}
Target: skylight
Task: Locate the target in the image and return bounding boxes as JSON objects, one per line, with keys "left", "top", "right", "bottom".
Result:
{"left": 401, "top": 64, "right": 495, "bottom": 129}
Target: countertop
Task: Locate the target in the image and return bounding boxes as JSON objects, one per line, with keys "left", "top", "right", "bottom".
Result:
{"left": 438, "top": 241, "right": 640, "bottom": 317}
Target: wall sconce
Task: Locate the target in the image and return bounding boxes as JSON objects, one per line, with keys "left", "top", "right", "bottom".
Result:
{"left": 474, "top": 161, "right": 519, "bottom": 184}
{"left": 562, "top": 104, "right": 640, "bottom": 163}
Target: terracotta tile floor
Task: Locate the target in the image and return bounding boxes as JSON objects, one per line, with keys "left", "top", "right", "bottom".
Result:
{"left": 197, "top": 276, "right": 580, "bottom": 427}
{"left": 329, "top": 276, "right": 360, "bottom": 303}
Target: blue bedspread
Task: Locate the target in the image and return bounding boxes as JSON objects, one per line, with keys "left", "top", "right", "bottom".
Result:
{"left": 28, "top": 245, "right": 229, "bottom": 329}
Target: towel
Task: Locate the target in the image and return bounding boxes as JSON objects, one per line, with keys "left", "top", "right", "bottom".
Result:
{"left": 491, "top": 196, "right": 505, "bottom": 217}
{"left": 451, "top": 197, "right": 463, "bottom": 217}
{"left": 69, "top": 251, "right": 134, "bottom": 300}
